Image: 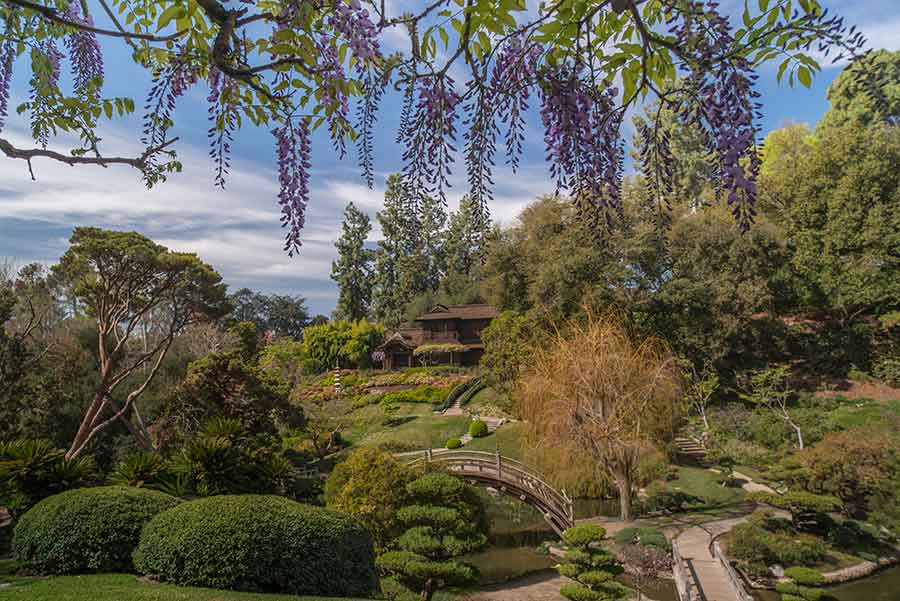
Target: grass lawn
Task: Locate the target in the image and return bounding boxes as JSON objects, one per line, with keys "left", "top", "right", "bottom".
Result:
{"left": 350, "top": 404, "right": 470, "bottom": 452}
{"left": 463, "top": 422, "right": 525, "bottom": 460}
{"left": 668, "top": 466, "right": 746, "bottom": 506}
{"left": 0, "top": 573, "right": 375, "bottom": 601}
{"left": 464, "top": 387, "right": 513, "bottom": 416}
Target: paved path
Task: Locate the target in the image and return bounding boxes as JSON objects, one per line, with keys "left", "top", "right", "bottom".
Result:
{"left": 675, "top": 517, "right": 747, "bottom": 601}
{"left": 733, "top": 470, "right": 776, "bottom": 494}
{"left": 463, "top": 571, "right": 568, "bottom": 601}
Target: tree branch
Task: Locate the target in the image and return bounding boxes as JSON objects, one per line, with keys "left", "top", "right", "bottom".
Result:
{"left": 1, "top": 0, "right": 187, "bottom": 42}
{"left": 0, "top": 137, "right": 178, "bottom": 176}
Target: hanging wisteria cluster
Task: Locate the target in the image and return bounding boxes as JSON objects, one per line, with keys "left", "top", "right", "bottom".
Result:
{"left": 0, "top": 41, "right": 14, "bottom": 134}
{"left": 207, "top": 67, "right": 237, "bottom": 189}
{"left": 662, "top": 1, "right": 762, "bottom": 229}
{"left": 62, "top": 2, "right": 104, "bottom": 96}
{"left": 141, "top": 51, "right": 197, "bottom": 184}
{"left": 399, "top": 75, "right": 462, "bottom": 207}
{"left": 0, "top": 0, "right": 878, "bottom": 255}
{"left": 273, "top": 121, "right": 312, "bottom": 255}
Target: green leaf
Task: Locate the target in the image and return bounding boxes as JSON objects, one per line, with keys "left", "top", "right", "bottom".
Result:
{"left": 797, "top": 65, "right": 812, "bottom": 88}
{"left": 156, "top": 4, "right": 184, "bottom": 31}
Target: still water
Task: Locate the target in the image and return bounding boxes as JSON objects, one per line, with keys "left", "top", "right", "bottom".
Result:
{"left": 466, "top": 491, "right": 679, "bottom": 599}
{"left": 752, "top": 565, "right": 900, "bottom": 601}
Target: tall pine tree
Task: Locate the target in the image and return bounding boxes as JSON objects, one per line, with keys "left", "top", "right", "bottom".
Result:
{"left": 372, "top": 175, "right": 412, "bottom": 326}
{"left": 331, "top": 202, "right": 374, "bottom": 321}
{"left": 441, "top": 195, "right": 487, "bottom": 300}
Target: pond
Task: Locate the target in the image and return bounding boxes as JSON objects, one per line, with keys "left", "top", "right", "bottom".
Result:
{"left": 467, "top": 491, "right": 679, "bottom": 600}
{"left": 751, "top": 565, "right": 900, "bottom": 601}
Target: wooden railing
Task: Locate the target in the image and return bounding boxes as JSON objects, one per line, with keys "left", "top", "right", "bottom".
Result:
{"left": 413, "top": 449, "right": 574, "bottom": 535}
{"left": 672, "top": 539, "right": 703, "bottom": 601}
{"left": 712, "top": 539, "right": 755, "bottom": 601}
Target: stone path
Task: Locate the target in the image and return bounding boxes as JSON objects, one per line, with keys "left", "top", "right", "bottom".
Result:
{"left": 732, "top": 470, "right": 776, "bottom": 494}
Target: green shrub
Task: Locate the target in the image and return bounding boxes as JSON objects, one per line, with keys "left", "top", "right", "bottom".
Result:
{"left": 728, "top": 522, "right": 828, "bottom": 569}
{"left": 612, "top": 527, "right": 670, "bottom": 551}
{"left": 784, "top": 567, "right": 825, "bottom": 586}
{"left": 458, "top": 379, "right": 488, "bottom": 407}
{"left": 364, "top": 385, "right": 452, "bottom": 406}
{"left": 775, "top": 581, "right": 825, "bottom": 600}
{"left": 468, "top": 419, "right": 489, "bottom": 438}
{"left": 874, "top": 357, "right": 900, "bottom": 387}
{"left": 13, "top": 486, "right": 179, "bottom": 574}
{"left": 134, "top": 495, "right": 377, "bottom": 596}
{"left": 0, "top": 439, "right": 96, "bottom": 518}
{"left": 446, "top": 437, "right": 462, "bottom": 449}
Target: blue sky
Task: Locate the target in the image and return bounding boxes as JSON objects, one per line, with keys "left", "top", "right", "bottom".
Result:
{"left": 1, "top": 0, "right": 898, "bottom": 315}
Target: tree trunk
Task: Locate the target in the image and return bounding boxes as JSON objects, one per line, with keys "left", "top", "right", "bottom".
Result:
{"left": 67, "top": 391, "right": 106, "bottom": 459}
{"left": 792, "top": 422, "right": 804, "bottom": 450}
{"left": 615, "top": 473, "right": 634, "bottom": 522}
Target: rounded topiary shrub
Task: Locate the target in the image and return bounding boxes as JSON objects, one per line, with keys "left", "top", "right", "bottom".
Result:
{"left": 134, "top": 495, "right": 378, "bottom": 597}
{"left": 13, "top": 485, "right": 180, "bottom": 574}
{"left": 446, "top": 437, "right": 462, "bottom": 449}
{"left": 468, "top": 419, "right": 488, "bottom": 438}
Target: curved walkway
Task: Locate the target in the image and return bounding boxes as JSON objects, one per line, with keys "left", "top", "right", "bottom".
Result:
{"left": 674, "top": 516, "right": 750, "bottom": 601}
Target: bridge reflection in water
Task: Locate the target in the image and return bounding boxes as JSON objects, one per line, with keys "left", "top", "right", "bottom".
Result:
{"left": 411, "top": 449, "right": 575, "bottom": 536}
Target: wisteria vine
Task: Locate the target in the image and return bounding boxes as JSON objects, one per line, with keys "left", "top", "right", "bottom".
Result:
{"left": 62, "top": 2, "right": 104, "bottom": 97}
{"left": 273, "top": 120, "right": 312, "bottom": 256}
{"left": 0, "top": 40, "right": 13, "bottom": 134}
{"left": 207, "top": 67, "right": 237, "bottom": 189}
{"left": 0, "top": 0, "right": 880, "bottom": 256}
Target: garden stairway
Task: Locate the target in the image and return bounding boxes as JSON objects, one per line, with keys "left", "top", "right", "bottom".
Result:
{"left": 674, "top": 435, "right": 707, "bottom": 461}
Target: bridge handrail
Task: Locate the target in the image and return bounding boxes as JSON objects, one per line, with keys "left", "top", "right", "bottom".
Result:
{"left": 414, "top": 450, "right": 573, "bottom": 522}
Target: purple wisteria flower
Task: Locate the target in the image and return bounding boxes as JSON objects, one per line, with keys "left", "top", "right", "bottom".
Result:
{"left": 492, "top": 36, "right": 542, "bottom": 172}
{"left": 539, "top": 66, "right": 623, "bottom": 225}
{"left": 317, "top": 37, "right": 351, "bottom": 158}
{"left": 327, "top": 0, "right": 381, "bottom": 71}
{"left": 0, "top": 42, "right": 14, "bottom": 134}
{"left": 667, "top": 1, "right": 761, "bottom": 229}
{"left": 401, "top": 75, "right": 461, "bottom": 205}
{"left": 207, "top": 67, "right": 236, "bottom": 188}
{"left": 273, "top": 120, "right": 312, "bottom": 256}
{"left": 63, "top": 2, "right": 104, "bottom": 94}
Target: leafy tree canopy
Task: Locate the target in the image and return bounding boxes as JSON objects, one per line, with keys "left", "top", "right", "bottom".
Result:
{"left": 0, "top": 0, "right": 879, "bottom": 252}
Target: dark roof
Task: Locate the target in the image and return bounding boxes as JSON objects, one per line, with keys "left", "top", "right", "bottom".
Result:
{"left": 415, "top": 304, "right": 500, "bottom": 321}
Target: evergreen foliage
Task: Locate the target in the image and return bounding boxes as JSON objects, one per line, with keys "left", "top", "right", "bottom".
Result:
{"left": 558, "top": 524, "right": 628, "bottom": 601}
{"left": 13, "top": 486, "right": 179, "bottom": 574}
{"left": 133, "top": 495, "right": 378, "bottom": 597}
{"left": 332, "top": 202, "right": 375, "bottom": 321}
{"left": 376, "top": 472, "right": 488, "bottom": 601}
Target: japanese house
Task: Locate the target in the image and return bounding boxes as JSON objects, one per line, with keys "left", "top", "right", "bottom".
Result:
{"left": 377, "top": 304, "right": 500, "bottom": 369}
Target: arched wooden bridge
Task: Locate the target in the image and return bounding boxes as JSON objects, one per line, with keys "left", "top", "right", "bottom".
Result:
{"left": 412, "top": 449, "right": 575, "bottom": 536}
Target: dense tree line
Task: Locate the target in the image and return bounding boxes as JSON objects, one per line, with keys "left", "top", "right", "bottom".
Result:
{"left": 331, "top": 175, "right": 490, "bottom": 327}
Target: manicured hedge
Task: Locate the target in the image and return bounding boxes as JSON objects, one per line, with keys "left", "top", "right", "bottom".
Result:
{"left": 446, "top": 437, "right": 463, "bottom": 449}
{"left": 468, "top": 419, "right": 489, "bottom": 438}
{"left": 13, "top": 486, "right": 180, "bottom": 574}
{"left": 133, "top": 495, "right": 378, "bottom": 597}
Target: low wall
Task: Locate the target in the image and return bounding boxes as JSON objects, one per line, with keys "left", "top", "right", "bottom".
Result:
{"left": 822, "top": 553, "right": 900, "bottom": 584}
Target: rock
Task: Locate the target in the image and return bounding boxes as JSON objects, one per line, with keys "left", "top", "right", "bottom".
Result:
{"left": 770, "top": 564, "right": 785, "bottom": 578}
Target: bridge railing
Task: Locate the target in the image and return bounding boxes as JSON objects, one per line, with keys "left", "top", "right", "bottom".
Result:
{"left": 416, "top": 450, "right": 574, "bottom": 525}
